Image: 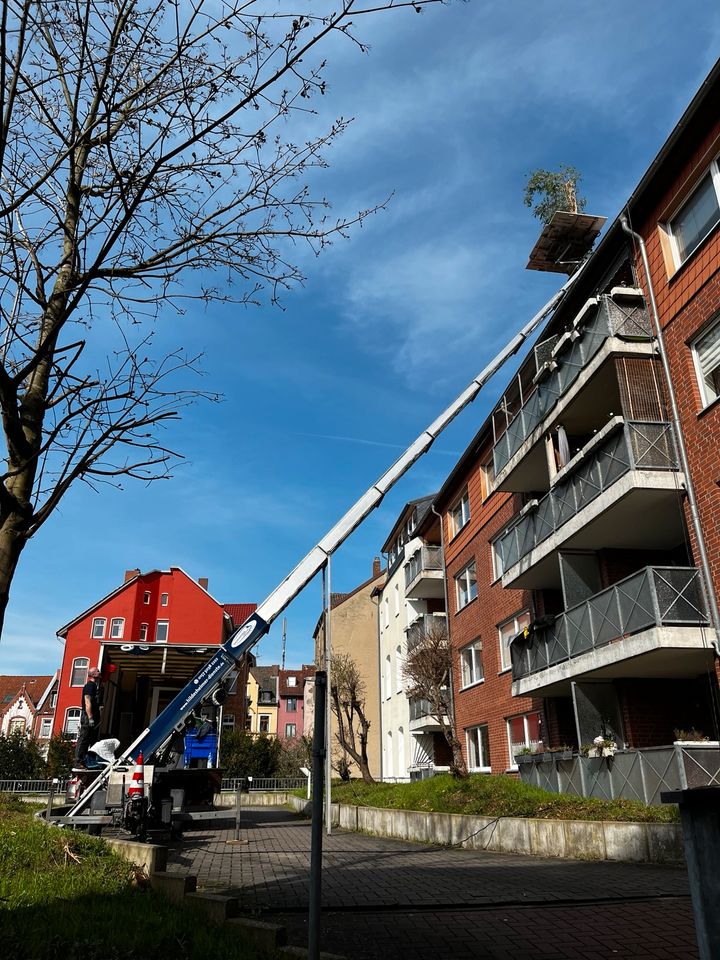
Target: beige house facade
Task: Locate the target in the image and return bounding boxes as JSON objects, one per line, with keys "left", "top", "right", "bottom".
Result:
{"left": 314, "top": 559, "right": 385, "bottom": 779}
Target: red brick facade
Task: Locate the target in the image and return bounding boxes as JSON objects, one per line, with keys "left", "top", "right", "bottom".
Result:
{"left": 438, "top": 434, "right": 543, "bottom": 774}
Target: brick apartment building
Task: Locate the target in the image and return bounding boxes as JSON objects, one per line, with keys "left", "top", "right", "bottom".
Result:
{"left": 401, "top": 59, "right": 720, "bottom": 779}
{"left": 54, "top": 567, "right": 255, "bottom": 750}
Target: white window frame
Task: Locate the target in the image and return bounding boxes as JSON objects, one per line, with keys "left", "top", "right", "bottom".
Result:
{"left": 287, "top": 676, "right": 297, "bottom": 686}
{"left": 286, "top": 696, "right": 298, "bottom": 712}
{"left": 139, "top": 623, "right": 148, "bottom": 641}
{"left": 460, "top": 639, "right": 483, "bottom": 688}
{"left": 466, "top": 724, "right": 491, "bottom": 772}
{"left": 691, "top": 313, "right": 720, "bottom": 409}
{"left": 70, "top": 657, "right": 89, "bottom": 687}
{"left": 222, "top": 713, "right": 236, "bottom": 730}
{"left": 64, "top": 707, "right": 81, "bottom": 740}
{"left": 8, "top": 717, "right": 25, "bottom": 735}
{"left": 666, "top": 161, "right": 720, "bottom": 270}
{"left": 259, "top": 714, "right": 271, "bottom": 734}
{"left": 506, "top": 712, "right": 543, "bottom": 769}
{"left": 155, "top": 620, "right": 169, "bottom": 644}
{"left": 455, "top": 560, "right": 477, "bottom": 610}
{"left": 110, "top": 617, "right": 125, "bottom": 639}
{"left": 395, "top": 645, "right": 403, "bottom": 693}
{"left": 285, "top": 722, "right": 297, "bottom": 738}
{"left": 143, "top": 591, "right": 151, "bottom": 605}
{"left": 394, "top": 582, "right": 400, "bottom": 617}
{"left": 91, "top": 617, "right": 106, "bottom": 639}
{"left": 384, "top": 655, "right": 392, "bottom": 701}
{"left": 498, "top": 609, "right": 532, "bottom": 673}
{"left": 39, "top": 717, "right": 53, "bottom": 739}
{"left": 450, "top": 489, "right": 470, "bottom": 537}
{"left": 50, "top": 692, "right": 58, "bottom": 709}
{"left": 491, "top": 536, "right": 505, "bottom": 581}
{"left": 160, "top": 593, "right": 169, "bottom": 606}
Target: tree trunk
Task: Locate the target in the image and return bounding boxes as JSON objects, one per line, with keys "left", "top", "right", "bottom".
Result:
{"left": 0, "top": 511, "right": 31, "bottom": 637}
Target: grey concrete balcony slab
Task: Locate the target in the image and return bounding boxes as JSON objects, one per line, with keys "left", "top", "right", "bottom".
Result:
{"left": 492, "top": 292, "right": 652, "bottom": 488}
{"left": 498, "top": 419, "right": 684, "bottom": 590}
{"left": 404, "top": 544, "right": 444, "bottom": 599}
{"left": 510, "top": 566, "right": 714, "bottom": 696}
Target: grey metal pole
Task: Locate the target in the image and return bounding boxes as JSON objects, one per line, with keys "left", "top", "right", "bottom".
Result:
{"left": 234, "top": 784, "right": 242, "bottom": 841}
{"left": 620, "top": 216, "right": 720, "bottom": 648}
{"left": 325, "top": 555, "right": 332, "bottom": 835}
{"left": 308, "top": 669, "right": 327, "bottom": 960}
{"left": 45, "top": 778, "right": 57, "bottom": 821}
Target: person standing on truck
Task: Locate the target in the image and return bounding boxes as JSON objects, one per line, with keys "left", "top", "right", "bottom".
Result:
{"left": 74, "top": 667, "right": 102, "bottom": 768}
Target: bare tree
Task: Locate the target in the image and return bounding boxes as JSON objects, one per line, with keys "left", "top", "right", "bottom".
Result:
{"left": 403, "top": 617, "right": 467, "bottom": 778}
{"left": 0, "top": 0, "right": 441, "bottom": 634}
{"left": 330, "top": 651, "right": 375, "bottom": 783}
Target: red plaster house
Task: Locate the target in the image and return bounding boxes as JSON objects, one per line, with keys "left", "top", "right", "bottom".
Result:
{"left": 54, "top": 567, "right": 255, "bottom": 750}
{"left": 0, "top": 673, "right": 59, "bottom": 755}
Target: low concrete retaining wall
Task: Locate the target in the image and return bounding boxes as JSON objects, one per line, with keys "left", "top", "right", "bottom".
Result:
{"left": 216, "top": 790, "right": 292, "bottom": 808}
{"left": 105, "top": 837, "right": 167, "bottom": 873}
{"left": 285, "top": 795, "right": 683, "bottom": 865}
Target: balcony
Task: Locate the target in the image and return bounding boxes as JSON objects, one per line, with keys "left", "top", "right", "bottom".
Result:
{"left": 409, "top": 697, "right": 447, "bottom": 733}
{"left": 406, "top": 613, "right": 447, "bottom": 652}
{"left": 404, "top": 544, "right": 444, "bottom": 599}
{"left": 492, "top": 291, "right": 652, "bottom": 481}
{"left": 498, "top": 419, "right": 683, "bottom": 589}
{"left": 511, "top": 566, "right": 712, "bottom": 696}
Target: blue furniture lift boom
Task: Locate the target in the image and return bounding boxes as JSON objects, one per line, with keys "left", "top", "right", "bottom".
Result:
{"left": 66, "top": 268, "right": 582, "bottom": 822}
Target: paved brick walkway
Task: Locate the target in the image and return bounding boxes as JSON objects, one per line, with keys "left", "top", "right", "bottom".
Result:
{"left": 165, "top": 806, "right": 698, "bottom": 959}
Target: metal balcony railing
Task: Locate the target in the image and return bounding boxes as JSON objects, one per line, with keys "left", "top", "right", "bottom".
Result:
{"left": 492, "top": 294, "right": 652, "bottom": 476}
{"left": 497, "top": 420, "right": 678, "bottom": 575}
{"left": 404, "top": 544, "right": 443, "bottom": 589}
{"left": 406, "top": 613, "right": 447, "bottom": 651}
{"left": 409, "top": 698, "right": 435, "bottom": 721}
{"left": 511, "top": 566, "right": 708, "bottom": 680}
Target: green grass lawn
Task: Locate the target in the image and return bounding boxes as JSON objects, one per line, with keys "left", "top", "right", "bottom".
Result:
{"left": 324, "top": 774, "right": 679, "bottom": 823}
{"left": 0, "top": 795, "right": 265, "bottom": 960}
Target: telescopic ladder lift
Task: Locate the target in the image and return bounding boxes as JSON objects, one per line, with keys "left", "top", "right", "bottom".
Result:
{"left": 67, "top": 265, "right": 585, "bottom": 819}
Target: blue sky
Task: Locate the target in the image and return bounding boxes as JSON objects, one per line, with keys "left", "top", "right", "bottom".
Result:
{"left": 2, "top": 2, "right": 720, "bottom": 676}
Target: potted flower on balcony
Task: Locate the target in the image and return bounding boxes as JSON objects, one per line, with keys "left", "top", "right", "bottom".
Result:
{"left": 551, "top": 745, "right": 574, "bottom": 761}
{"left": 587, "top": 735, "right": 617, "bottom": 758}
{"left": 514, "top": 746, "right": 534, "bottom": 765}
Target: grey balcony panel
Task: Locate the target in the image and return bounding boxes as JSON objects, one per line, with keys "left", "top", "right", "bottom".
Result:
{"left": 605, "top": 297, "right": 653, "bottom": 339}
{"left": 629, "top": 422, "right": 676, "bottom": 469}
{"left": 616, "top": 569, "right": 656, "bottom": 634}
{"left": 511, "top": 566, "right": 708, "bottom": 682}
{"left": 492, "top": 295, "right": 651, "bottom": 475}
{"left": 653, "top": 567, "right": 706, "bottom": 622}
{"left": 404, "top": 544, "right": 443, "bottom": 591}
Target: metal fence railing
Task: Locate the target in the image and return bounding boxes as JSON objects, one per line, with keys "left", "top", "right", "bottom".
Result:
{"left": 220, "top": 777, "right": 307, "bottom": 792}
{"left": 511, "top": 566, "right": 708, "bottom": 680}
{"left": 404, "top": 544, "right": 443, "bottom": 589}
{"left": 517, "top": 743, "right": 720, "bottom": 805}
{"left": 0, "top": 779, "right": 68, "bottom": 794}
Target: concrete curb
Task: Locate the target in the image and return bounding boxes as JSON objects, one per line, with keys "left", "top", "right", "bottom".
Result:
{"left": 105, "top": 838, "right": 167, "bottom": 873}
{"left": 285, "top": 795, "right": 684, "bottom": 865}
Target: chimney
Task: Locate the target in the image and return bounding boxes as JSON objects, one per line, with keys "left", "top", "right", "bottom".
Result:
{"left": 124, "top": 568, "right": 140, "bottom": 582}
{"left": 198, "top": 577, "right": 209, "bottom": 591}
{"left": 372, "top": 556, "right": 382, "bottom": 579}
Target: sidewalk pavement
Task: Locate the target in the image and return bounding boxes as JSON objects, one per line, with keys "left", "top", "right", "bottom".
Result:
{"left": 165, "top": 806, "right": 698, "bottom": 959}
